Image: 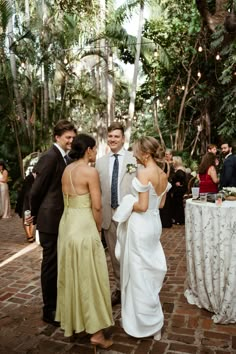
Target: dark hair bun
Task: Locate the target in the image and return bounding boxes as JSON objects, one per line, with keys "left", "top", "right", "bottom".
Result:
{"left": 69, "top": 134, "right": 95, "bottom": 160}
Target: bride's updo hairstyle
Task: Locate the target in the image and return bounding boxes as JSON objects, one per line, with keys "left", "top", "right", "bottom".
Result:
{"left": 133, "top": 136, "right": 165, "bottom": 167}
{"left": 69, "top": 133, "right": 96, "bottom": 160}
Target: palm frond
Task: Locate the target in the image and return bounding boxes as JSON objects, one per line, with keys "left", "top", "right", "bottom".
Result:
{"left": 0, "top": 0, "right": 12, "bottom": 32}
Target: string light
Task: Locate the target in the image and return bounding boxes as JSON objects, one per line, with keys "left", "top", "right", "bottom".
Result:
{"left": 154, "top": 50, "right": 158, "bottom": 58}
{"left": 64, "top": 58, "right": 68, "bottom": 64}
{"left": 216, "top": 54, "right": 220, "bottom": 60}
{"left": 181, "top": 86, "right": 185, "bottom": 90}
{"left": 197, "top": 71, "right": 201, "bottom": 78}
{"left": 167, "top": 96, "right": 171, "bottom": 101}
{"left": 198, "top": 46, "right": 203, "bottom": 52}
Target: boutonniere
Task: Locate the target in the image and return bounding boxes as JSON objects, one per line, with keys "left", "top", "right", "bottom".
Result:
{"left": 126, "top": 163, "right": 137, "bottom": 174}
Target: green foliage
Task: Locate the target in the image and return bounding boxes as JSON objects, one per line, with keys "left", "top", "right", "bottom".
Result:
{"left": 0, "top": 0, "right": 12, "bottom": 31}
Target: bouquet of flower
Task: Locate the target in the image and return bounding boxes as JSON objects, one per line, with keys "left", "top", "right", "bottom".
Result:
{"left": 221, "top": 187, "right": 236, "bottom": 200}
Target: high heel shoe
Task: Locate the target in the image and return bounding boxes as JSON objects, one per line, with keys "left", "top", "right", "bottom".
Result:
{"left": 154, "top": 329, "right": 161, "bottom": 341}
{"left": 26, "top": 236, "right": 35, "bottom": 243}
{"left": 90, "top": 338, "right": 113, "bottom": 354}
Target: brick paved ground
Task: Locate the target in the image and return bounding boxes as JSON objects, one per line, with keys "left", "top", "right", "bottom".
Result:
{"left": 0, "top": 213, "right": 236, "bottom": 354}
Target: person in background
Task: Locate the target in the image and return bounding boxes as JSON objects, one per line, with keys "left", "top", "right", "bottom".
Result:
{"left": 220, "top": 142, "right": 236, "bottom": 188}
{"left": 15, "top": 168, "right": 37, "bottom": 242}
{"left": 160, "top": 148, "right": 174, "bottom": 228}
{"left": 207, "top": 144, "right": 217, "bottom": 155}
{"left": 55, "top": 134, "right": 113, "bottom": 350}
{"left": 198, "top": 152, "right": 219, "bottom": 193}
{"left": 171, "top": 156, "right": 187, "bottom": 225}
{"left": 113, "top": 136, "right": 170, "bottom": 341}
{"left": 96, "top": 122, "right": 137, "bottom": 306}
{"left": 207, "top": 143, "right": 219, "bottom": 167}
{"left": 0, "top": 160, "right": 11, "bottom": 219}
{"left": 29, "top": 120, "right": 77, "bottom": 326}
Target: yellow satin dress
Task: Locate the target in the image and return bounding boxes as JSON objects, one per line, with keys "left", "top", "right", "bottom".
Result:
{"left": 56, "top": 193, "right": 113, "bottom": 337}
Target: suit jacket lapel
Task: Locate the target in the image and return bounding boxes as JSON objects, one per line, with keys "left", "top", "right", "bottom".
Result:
{"left": 120, "top": 152, "right": 130, "bottom": 182}
{"left": 52, "top": 145, "right": 66, "bottom": 166}
{"left": 104, "top": 154, "right": 111, "bottom": 198}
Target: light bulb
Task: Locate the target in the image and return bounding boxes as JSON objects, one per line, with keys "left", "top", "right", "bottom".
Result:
{"left": 181, "top": 86, "right": 185, "bottom": 90}
{"left": 197, "top": 71, "right": 201, "bottom": 78}
{"left": 216, "top": 54, "right": 220, "bottom": 60}
{"left": 198, "top": 46, "right": 203, "bottom": 52}
{"left": 167, "top": 96, "right": 171, "bottom": 101}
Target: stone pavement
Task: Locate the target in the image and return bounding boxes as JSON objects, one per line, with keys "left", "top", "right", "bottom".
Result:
{"left": 0, "top": 214, "right": 236, "bottom": 354}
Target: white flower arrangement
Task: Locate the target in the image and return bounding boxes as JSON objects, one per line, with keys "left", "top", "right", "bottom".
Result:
{"left": 126, "top": 163, "right": 137, "bottom": 174}
{"left": 222, "top": 187, "right": 236, "bottom": 197}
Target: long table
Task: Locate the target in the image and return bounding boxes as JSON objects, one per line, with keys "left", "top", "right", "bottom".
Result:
{"left": 184, "top": 198, "right": 236, "bottom": 323}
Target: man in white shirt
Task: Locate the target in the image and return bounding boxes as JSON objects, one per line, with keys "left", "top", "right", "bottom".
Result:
{"left": 96, "top": 122, "right": 136, "bottom": 305}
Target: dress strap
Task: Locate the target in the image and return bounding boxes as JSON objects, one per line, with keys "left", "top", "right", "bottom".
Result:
{"left": 69, "top": 165, "right": 78, "bottom": 195}
{"left": 66, "top": 194, "right": 69, "bottom": 207}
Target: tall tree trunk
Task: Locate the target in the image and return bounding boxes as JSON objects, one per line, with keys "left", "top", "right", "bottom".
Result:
{"left": 196, "top": 0, "right": 228, "bottom": 31}
{"left": 127, "top": 1, "right": 144, "bottom": 144}
{"left": 43, "top": 63, "right": 49, "bottom": 123}
{"left": 11, "top": 119, "right": 24, "bottom": 178}
{"left": 7, "top": 6, "right": 28, "bottom": 138}
{"left": 107, "top": 47, "right": 115, "bottom": 125}
{"left": 153, "top": 99, "right": 165, "bottom": 147}
{"left": 97, "top": 0, "right": 107, "bottom": 157}
{"left": 174, "top": 68, "right": 192, "bottom": 151}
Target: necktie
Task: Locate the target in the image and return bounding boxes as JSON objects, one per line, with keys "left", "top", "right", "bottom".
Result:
{"left": 111, "top": 154, "right": 119, "bottom": 209}
{"left": 64, "top": 155, "right": 70, "bottom": 165}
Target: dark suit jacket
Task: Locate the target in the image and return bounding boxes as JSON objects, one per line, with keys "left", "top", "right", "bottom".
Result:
{"left": 220, "top": 154, "right": 236, "bottom": 188}
{"left": 30, "top": 145, "right": 66, "bottom": 234}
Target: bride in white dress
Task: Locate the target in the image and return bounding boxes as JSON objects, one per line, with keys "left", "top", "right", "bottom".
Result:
{"left": 113, "top": 136, "right": 170, "bottom": 340}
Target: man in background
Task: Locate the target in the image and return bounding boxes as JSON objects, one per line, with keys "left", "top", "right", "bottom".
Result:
{"left": 220, "top": 141, "right": 236, "bottom": 188}
{"left": 96, "top": 122, "right": 137, "bottom": 305}
{"left": 30, "top": 120, "right": 77, "bottom": 325}
{"left": 207, "top": 143, "right": 219, "bottom": 167}
{"left": 207, "top": 144, "right": 217, "bottom": 155}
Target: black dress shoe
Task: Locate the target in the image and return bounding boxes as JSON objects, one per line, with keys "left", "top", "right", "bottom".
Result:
{"left": 112, "top": 290, "right": 121, "bottom": 306}
{"left": 43, "top": 311, "right": 60, "bottom": 327}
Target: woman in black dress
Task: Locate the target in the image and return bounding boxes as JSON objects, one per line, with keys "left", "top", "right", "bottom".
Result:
{"left": 160, "top": 149, "right": 174, "bottom": 228}
{"left": 171, "top": 156, "right": 187, "bottom": 225}
{"left": 15, "top": 169, "right": 36, "bottom": 242}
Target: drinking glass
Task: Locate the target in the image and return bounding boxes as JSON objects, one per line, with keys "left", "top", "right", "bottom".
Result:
{"left": 200, "top": 193, "right": 207, "bottom": 203}
{"left": 191, "top": 187, "right": 200, "bottom": 199}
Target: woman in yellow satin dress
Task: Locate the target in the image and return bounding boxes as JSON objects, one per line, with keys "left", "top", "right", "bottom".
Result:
{"left": 56, "top": 134, "right": 113, "bottom": 352}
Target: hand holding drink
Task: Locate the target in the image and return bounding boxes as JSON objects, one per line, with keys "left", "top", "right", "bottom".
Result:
{"left": 24, "top": 210, "right": 34, "bottom": 225}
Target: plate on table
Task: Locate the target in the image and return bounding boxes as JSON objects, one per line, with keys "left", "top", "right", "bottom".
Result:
{"left": 224, "top": 196, "right": 236, "bottom": 201}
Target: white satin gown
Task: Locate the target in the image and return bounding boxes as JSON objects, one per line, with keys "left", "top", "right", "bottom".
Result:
{"left": 114, "top": 177, "right": 170, "bottom": 338}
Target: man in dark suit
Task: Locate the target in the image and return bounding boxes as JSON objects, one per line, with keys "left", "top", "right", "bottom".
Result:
{"left": 220, "top": 142, "right": 236, "bottom": 188}
{"left": 30, "top": 120, "right": 76, "bottom": 325}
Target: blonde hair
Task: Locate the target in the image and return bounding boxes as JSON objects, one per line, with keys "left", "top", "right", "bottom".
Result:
{"left": 133, "top": 136, "right": 165, "bottom": 167}
{"left": 173, "top": 156, "right": 185, "bottom": 170}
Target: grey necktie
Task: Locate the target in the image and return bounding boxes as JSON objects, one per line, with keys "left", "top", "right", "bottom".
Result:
{"left": 64, "top": 155, "right": 70, "bottom": 165}
{"left": 111, "top": 154, "right": 119, "bottom": 209}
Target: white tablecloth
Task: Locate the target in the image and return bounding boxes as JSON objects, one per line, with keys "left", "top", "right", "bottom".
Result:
{"left": 185, "top": 198, "right": 236, "bottom": 323}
